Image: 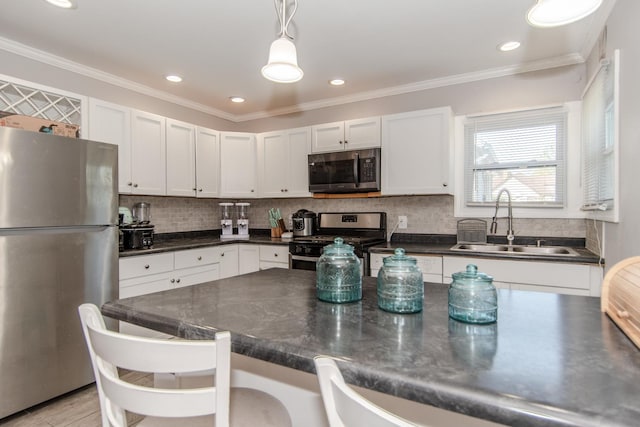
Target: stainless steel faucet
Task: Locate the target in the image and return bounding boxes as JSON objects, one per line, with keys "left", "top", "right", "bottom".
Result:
{"left": 490, "top": 189, "right": 515, "bottom": 245}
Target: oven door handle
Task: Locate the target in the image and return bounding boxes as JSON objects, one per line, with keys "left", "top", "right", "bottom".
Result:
{"left": 290, "top": 255, "right": 319, "bottom": 262}
{"left": 353, "top": 152, "right": 360, "bottom": 188}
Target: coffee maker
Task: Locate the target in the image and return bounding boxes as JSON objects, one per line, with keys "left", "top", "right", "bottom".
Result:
{"left": 120, "top": 202, "right": 154, "bottom": 250}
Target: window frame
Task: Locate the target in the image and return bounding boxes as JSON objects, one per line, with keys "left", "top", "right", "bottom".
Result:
{"left": 454, "top": 102, "right": 584, "bottom": 219}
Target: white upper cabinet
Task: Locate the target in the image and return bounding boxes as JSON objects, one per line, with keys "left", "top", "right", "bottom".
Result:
{"left": 258, "top": 127, "right": 311, "bottom": 198}
{"left": 88, "top": 99, "right": 132, "bottom": 193}
{"left": 311, "top": 117, "right": 380, "bottom": 153}
{"left": 381, "top": 107, "right": 453, "bottom": 195}
{"left": 130, "top": 110, "right": 167, "bottom": 195}
{"left": 195, "top": 127, "right": 220, "bottom": 198}
{"left": 166, "top": 118, "right": 196, "bottom": 197}
{"left": 220, "top": 132, "right": 257, "bottom": 198}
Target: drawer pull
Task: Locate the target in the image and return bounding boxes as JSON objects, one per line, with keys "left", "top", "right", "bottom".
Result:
{"left": 198, "top": 256, "right": 202, "bottom": 261}
{"left": 144, "top": 264, "right": 150, "bottom": 269}
{"left": 274, "top": 253, "right": 278, "bottom": 257}
{"left": 176, "top": 279, "right": 181, "bottom": 283}
{"left": 221, "top": 253, "right": 225, "bottom": 257}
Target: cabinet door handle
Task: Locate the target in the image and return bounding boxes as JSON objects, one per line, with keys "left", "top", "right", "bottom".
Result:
{"left": 344, "top": 140, "right": 348, "bottom": 144}
{"left": 443, "top": 183, "right": 448, "bottom": 187}
{"left": 274, "top": 253, "right": 278, "bottom": 257}
{"left": 339, "top": 140, "right": 343, "bottom": 144}
{"left": 221, "top": 253, "right": 225, "bottom": 257}
{"left": 133, "top": 183, "right": 138, "bottom": 188}
{"left": 193, "top": 188, "right": 197, "bottom": 191}
{"left": 144, "top": 264, "right": 150, "bottom": 269}
{"left": 127, "top": 182, "right": 133, "bottom": 186}
{"left": 251, "top": 189, "right": 255, "bottom": 192}
{"left": 170, "top": 278, "right": 175, "bottom": 283}
{"left": 176, "top": 279, "right": 181, "bottom": 283}
{"left": 199, "top": 188, "right": 203, "bottom": 192}
{"left": 197, "top": 256, "right": 202, "bottom": 261}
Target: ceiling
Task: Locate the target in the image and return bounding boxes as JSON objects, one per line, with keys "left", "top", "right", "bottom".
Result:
{"left": 0, "top": 0, "right": 614, "bottom": 122}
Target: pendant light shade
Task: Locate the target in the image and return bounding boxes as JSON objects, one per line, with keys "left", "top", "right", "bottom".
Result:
{"left": 527, "top": 0, "right": 603, "bottom": 27}
{"left": 262, "top": 0, "right": 303, "bottom": 83}
{"left": 262, "top": 37, "right": 303, "bottom": 83}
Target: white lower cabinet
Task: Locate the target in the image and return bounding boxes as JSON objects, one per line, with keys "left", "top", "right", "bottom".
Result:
{"left": 259, "top": 245, "right": 289, "bottom": 270}
{"left": 442, "top": 256, "right": 603, "bottom": 296}
{"left": 218, "top": 244, "right": 240, "bottom": 279}
{"left": 239, "top": 245, "right": 260, "bottom": 275}
{"left": 370, "top": 253, "right": 443, "bottom": 284}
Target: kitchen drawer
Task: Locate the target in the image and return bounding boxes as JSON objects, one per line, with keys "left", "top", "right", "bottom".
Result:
{"left": 119, "top": 253, "right": 174, "bottom": 280}
{"left": 260, "top": 261, "right": 289, "bottom": 270}
{"left": 174, "top": 247, "right": 219, "bottom": 270}
{"left": 260, "top": 245, "right": 289, "bottom": 263}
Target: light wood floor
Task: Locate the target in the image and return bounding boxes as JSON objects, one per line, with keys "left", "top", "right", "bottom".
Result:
{"left": 0, "top": 371, "right": 151, "bottom": 427}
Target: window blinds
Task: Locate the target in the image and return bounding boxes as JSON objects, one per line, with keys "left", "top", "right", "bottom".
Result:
{"left": 581, "top": 54, "right": 617, "bottom": 211}
{"left": 464, "top": 106, "right": 567, "bottom": 207}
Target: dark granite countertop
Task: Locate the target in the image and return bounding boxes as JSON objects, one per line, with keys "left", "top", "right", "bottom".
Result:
{"left": 102, "top": 269, "right": 639, "bottom": 427}
{"left": 119, "top": 229, "right": 289, "bottom": 258}
{"left": 371, "top": 234, "right": 601, "bottom": 265}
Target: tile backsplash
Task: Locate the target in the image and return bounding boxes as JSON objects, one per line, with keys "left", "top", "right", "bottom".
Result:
{"left": 119, "top": 194, "right": 587, "bottom": 239}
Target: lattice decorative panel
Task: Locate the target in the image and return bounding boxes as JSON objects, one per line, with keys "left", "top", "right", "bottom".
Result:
{"left": 0, "top": 79, "right": 81, "bottom": 125}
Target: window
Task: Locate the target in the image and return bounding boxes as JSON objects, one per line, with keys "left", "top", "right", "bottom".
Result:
{"left": 463, "top": 106, "right": 568, "bottom": 208}
{"left": 581, "top": 50, "right": 619, "bottom": 222}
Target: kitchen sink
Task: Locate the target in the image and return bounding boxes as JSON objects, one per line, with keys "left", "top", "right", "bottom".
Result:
{"left": 450, "top": 243, "right": 580, "bottom": 257}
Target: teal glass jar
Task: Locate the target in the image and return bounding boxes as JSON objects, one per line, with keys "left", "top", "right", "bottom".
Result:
{"left": 316, "top": 237, "right": 362, "bottom": 303}
{"left": 448, "top": 264, "right": 497, "bottom": 324}
{"left": 377, "top": 248, "right": 424, "bottom": 313}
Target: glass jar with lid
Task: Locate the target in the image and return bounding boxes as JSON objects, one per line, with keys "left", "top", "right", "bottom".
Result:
{"left": 448, "top": 264, "right": 497, "bottom": 324}
{"left": 377, "top": 248, "right": 424, "bottom": 313}
{"left": 316, "top": 237, "right": 362, "bottom": 303}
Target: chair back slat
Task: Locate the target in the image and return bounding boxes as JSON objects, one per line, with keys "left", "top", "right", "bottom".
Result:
{"left": 314, "top": 357, "right": 418, "bottom": 427}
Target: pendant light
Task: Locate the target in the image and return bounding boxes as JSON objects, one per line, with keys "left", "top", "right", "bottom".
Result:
{"left": 527, "top": 0, "right": 603, "bottom": 27}
{"left": 261, "top": 0, "right": 303, "bottom": 83}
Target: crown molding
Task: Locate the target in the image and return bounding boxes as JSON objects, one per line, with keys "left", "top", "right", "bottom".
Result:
{"left": 1, "top": 36, "right": 584, "bottom": 124}
{"left": 234, "top": 53, "right": 585, "bottom": 122}
{"left": 0, "top": 36, "right": 237, "bottom": 122}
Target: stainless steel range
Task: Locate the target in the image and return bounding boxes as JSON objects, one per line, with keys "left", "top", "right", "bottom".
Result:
{"left": 289, "top": 212, "right": 387, "bottom": 275}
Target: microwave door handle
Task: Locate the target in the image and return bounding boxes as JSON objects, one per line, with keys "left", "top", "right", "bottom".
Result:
{"left": 353, "top": 153, "right": 360, "bottom": 187}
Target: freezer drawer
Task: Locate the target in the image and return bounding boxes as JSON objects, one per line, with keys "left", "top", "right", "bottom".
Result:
{"left": 0, "top": 226, "right": 118, "bottom": 418}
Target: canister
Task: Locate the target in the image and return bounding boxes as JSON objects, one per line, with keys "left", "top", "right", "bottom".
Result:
{"left": 448, "top": 264, "right": 497, "bottom": 324}
{"left": 377, "top": 248, "right": 424, "bottom": 313}
{"left": 316, "top": 237, "right": 362, "bottom": 303}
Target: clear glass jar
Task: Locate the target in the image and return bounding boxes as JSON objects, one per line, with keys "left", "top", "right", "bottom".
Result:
{"left": 448, "top": 264, "right": 497, "bottom": 324}
{"left": 316, "top": 237, "right": 362, "bottom": 303}
{"left": 377, "top": 248, "right": 424, "bottom": 313}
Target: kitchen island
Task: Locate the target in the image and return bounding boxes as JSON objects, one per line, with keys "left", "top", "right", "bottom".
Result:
{"left": 102, "top": 269, "right": 640, "bottom": 427}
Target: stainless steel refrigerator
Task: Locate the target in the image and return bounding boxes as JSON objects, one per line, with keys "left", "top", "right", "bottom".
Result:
{"left": 0, "top": 127, "right": 118, "bottom": 419}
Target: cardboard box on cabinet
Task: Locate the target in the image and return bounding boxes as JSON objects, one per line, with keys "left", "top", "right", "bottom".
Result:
{"left": 0, "top": 111, "right": 80, "bottom": 138}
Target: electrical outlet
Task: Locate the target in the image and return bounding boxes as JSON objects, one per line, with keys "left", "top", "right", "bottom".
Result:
{"left": 398, "top": 215, "right": 408, "bottom": 229}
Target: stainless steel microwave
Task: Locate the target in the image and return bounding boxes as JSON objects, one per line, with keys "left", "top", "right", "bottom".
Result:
{"left": 308, "top": 148, "right": 381, "bottom": 193}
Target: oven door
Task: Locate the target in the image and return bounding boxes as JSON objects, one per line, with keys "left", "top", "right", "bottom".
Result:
{"left": 289, "top": 254, "right": 319, "bottom": 271}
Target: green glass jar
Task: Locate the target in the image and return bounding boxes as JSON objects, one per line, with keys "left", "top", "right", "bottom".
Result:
{"left": 316, "top": 237, "right": 362, "bottom": 303}
{"left": 377, "top": 248, "right": 424, "bottom": 313}
{"left": 448, "top": 264, "right": 497, "bottom": 324}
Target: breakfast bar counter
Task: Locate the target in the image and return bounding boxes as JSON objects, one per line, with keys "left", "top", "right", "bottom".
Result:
{"left": 102, "top": 269, "right": 640, "bottom": 427}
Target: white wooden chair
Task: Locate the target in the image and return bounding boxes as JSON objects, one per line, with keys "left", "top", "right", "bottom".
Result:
{"left": 314, "top": 357, "right": 418, "bottom": 427}
{"left": 78, "top": 303, "right": 291, "bottom": 427}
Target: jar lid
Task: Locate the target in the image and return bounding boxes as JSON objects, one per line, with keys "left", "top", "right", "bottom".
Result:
{"left": 322, "top": 237, "right": 355, "bottom": 255}
{"left": 235, "top": 202, "right": 250, "bottom": 206}
{"left": 219, "top": 202, "right": 234, "bottom": 206}
{"left": 382, "top": 248, "right": 417, "bottom": 267}
{"left": 452, "top": 264, "right": 493, "bottom": 283}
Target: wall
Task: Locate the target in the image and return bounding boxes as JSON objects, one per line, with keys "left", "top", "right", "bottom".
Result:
{"left": 0, "top": 49, "right": 239, "bottom": 132}
{"left": 589, "top": 0, "right": 640, "bottom": 269}
{"left": 239, "top": 65, "right": 586, "bottom": 133}
{"left": 121, "top": 194, "right": 586, "bottom": 239}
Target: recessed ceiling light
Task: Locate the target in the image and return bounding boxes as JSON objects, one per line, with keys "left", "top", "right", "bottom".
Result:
{"left": 329, "top": 79, "right": 345, "bottom": 86}
{"left": 43, "top": 0, "right": 77, "bottom": 9}
{"left": 165, "top": 75, "right": 183, "bottom": 83}
{"left": 498, "top": 41, "right": 521, "bottom": 52}
{"left": 527, "top": 0, "right": 603, "bottom": 27}
{"left": 229, "top": 97, "right": 245, "bottom": 103}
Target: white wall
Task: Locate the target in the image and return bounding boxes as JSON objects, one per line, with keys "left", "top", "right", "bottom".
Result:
{"left": 590, "top": 0, "right": 640, "bottom": 270}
